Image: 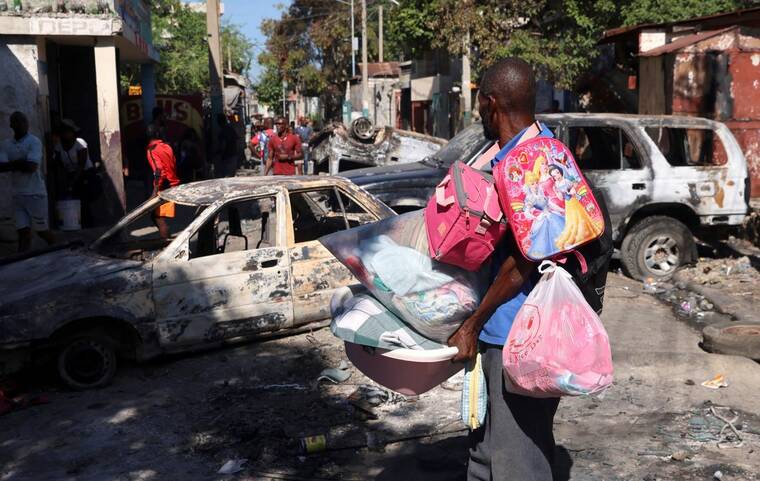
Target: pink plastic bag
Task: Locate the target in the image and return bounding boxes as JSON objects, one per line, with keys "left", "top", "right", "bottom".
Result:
{"left": 503, "top": 261, "right": 613, "bottom": 398}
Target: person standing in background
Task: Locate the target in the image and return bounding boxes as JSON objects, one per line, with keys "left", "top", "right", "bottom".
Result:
{"left": 265, "top": 117, "right": 303, "bottom": 176}
{"left": 294, "top": 117, "right": 313, "bottom": 174}
{"left": 250, "top": 117, "right": 274, "bottom": 175}
{"left": 0, "top": 112, "right": 55, "bottom": 252}
{"left": 216, "top": 114, "right": 239, "bottom": 178}
{"left": 53, "top": 119, "right": 100, "bottom": 227}
{"left": 146, "top": 125, "right": 180, "bottom": 239}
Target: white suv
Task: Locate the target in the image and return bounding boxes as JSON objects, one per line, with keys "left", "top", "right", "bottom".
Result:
{"left": 543, "top": 113, "right": 749, "bottom": 279}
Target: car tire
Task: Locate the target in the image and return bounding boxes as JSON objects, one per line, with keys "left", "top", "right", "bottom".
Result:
{"left": 621, "top": 216, "right": 696, "bottom": 280}
{"left": 702, "top": 322, "right": 760, "bottom": 360}
{"left": 57, "top": 332, "right": 117, "bottom": 390}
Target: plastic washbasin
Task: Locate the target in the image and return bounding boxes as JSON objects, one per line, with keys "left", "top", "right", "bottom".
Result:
{"left": 344, "top": 342, "right": 462, "bottom": 396}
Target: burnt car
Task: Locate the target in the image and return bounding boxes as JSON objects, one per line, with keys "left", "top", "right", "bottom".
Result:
{"left": 344, "top": 114, "right": 750, "bottom": 280}
{"left": 0, "top": 177, "right": 394, "bottom": 389}
{"left": 310, "top": 121, "right": 447, "bottom": 174}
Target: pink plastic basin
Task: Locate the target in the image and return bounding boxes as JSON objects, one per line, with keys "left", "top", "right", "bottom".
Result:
{"left": 344, "top": 341, "right": 463, "bottom": 396}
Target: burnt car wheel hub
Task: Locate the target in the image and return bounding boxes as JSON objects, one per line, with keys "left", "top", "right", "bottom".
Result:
{"left": 63, "top": 340, "right": 112, "bottom": 386}
{"left": 643, "top": 235, "right": 679, "bottom": 275}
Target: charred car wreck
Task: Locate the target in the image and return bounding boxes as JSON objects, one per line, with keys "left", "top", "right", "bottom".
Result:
{"left": 344, "top": 114, "right": 750, "bottom": 280}
{"left": 0, "top": 177, "right": 394, "bottom": 389}
{"left": 310, "top": 120, "right": 447, "bottom": 175}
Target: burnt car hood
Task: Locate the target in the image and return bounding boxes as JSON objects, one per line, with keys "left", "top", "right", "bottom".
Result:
{"left": 341, "top": 161, "right": 441, "bottom": 184}
{"left": 0, "top": 248, "right": 141, "bottom": 304}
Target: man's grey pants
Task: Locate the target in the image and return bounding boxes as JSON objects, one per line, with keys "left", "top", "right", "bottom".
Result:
{"left": 467, "top": 344, "right": 560, "bottom": 481}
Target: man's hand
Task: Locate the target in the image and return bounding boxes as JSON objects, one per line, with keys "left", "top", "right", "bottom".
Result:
{"left": 448, "top": 320, "right": 479, "bottom": 363}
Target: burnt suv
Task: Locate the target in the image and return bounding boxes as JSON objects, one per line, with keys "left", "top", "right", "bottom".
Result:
{"left": 342, "top": 114, "right": 750, "bottom": 280}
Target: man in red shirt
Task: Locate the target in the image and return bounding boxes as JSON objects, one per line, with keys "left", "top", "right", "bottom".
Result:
{"left": 265, "top": 117, "right": 303, "bottom": 175}
{"left": 146, "top": 125, "right": 181, "bottom": 238}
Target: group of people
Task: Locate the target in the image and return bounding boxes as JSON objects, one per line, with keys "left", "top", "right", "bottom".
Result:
{"left": 0, "top": 111, "right": 104, "bottom": 252}
{"left": 249, "top": 116, "right": 314, "bottom": 175}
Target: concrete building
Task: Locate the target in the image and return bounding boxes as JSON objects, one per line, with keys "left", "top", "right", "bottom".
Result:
{"left": 0, "top": 0, "right": 158, "bottom": 235}
{"left": 350, "top": 62, "right": 400, "bottom": 129}
{"left": 600, "top": 7, "right": 760, "bottom": 198}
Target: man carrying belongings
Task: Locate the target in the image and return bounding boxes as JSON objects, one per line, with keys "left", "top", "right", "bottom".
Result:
{"left": 447, "top": 58, "right": 613, "bottom": 481}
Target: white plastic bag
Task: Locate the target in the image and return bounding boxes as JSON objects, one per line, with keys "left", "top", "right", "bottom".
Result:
{"left": 320, "top": 211, "right": 487, "bottom": 342}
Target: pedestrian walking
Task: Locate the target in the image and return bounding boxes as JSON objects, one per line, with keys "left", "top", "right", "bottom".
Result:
{"left": 146, "top": 124, "right": 180, "bottom": 239}
{"left": 294, "top": 117, "right": 314, "bottom": 174}
{"left": 250, "top": 117, "right": 275, "bottom": 175}
{"left": 0, "top": 111, "right": 55, "bottom": 252}
{"left": 446, "top": 58, "right": 611, "bottom": 481}
{"left": 265, "top": 117, "right": 303, "bottom": 176}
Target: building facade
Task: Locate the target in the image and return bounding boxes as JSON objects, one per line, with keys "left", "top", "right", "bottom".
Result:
{"left": 0, "top": 0, "right": 158, "bottom": 239}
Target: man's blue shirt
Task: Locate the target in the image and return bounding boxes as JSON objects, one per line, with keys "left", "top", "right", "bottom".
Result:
{"left": 478, "top": 122, "right": 554, "bottom": 346}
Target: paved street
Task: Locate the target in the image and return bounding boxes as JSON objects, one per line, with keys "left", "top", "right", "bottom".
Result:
{"left": 1, "top": 272, "right": 758, "bottom": 481}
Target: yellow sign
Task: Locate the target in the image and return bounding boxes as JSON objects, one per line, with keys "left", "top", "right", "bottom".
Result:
{"left": 128, "top": 85, "right": 142, "bottom": 96}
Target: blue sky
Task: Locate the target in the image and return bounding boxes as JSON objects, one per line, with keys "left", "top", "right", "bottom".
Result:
{"left": 183, "top": 1, "right": 288, "bottom": 80}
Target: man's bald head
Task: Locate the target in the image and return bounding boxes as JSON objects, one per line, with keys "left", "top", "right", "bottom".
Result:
{"left": 480, "top": 57, "right": 536, "bottom": 116}
{"left": 478, "top": 57, "right": 536, "bottom": 141}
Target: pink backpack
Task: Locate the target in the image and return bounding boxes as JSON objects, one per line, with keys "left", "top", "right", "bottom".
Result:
{"left": 493, "top": 137, "right": 604, "bottom": 263}
{"left": 424, "top": 161, "right": 507, "bottom": 271}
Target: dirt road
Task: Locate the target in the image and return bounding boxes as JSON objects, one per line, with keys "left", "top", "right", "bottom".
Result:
{"left": 1, "top": 272, "right": 759, "bottom": 481}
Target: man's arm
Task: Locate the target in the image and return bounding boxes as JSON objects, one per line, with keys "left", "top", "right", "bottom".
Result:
{"left": 448, "top": 253, "right": 534, "bottom": 363}
{"left": 292, "top": 140, "right": 304, "bottom": 161}
{"left": 0, "top": 160, "right": 37, "bottom": 173}
{"left": 265, "top": 140, "right": 277, "bottom": 174}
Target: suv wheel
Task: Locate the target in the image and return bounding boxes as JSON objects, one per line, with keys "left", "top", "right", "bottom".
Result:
{"left": 57, "top": 332, "right": 117, "bottom": 390}
{"left": 621, "top": 216, "right": 696, "bottom": 280}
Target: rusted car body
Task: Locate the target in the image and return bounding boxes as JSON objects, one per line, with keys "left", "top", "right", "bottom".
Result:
{"left": 345, "top": 114, "right": 749, "bottom": 279}
{"left": 310, "top": 123, "right": 447, "bottom": 174}
{"left": 0, "top": 177, "right": 394, "bottom": 388}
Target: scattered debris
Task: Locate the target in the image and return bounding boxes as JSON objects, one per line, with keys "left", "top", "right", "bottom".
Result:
{"left": 217, "top": 458, "right": 247, "bottom": 475}
{"left": 670, "top": 450, "right": 691, "bottom": 461}
{"left": 0, "top": 388, "right": 49, "bottom": 417}
{"left": 300, "top": 434, "right": 327, "bottom": 454}
{"left": 317, "top": 360, "right": 352, "bottom": 384}
{"left": 255, "top": 383, "right": 308, "bottom": 391}
{"left": 701, "top": 374, "right": 729, "bottom": 390}
{"left": 710, "top": 406, "right": 744, "bottom": 449}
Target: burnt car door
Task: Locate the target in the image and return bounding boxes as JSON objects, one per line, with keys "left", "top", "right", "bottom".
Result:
{"left": 564, "top": 122, "right": 652, "bottom": 240}
{"left": 286, "top": 185, "right": 381, "bottom": 325}
{"left": 152, "top": 191, "right": 294, "bottom": 348}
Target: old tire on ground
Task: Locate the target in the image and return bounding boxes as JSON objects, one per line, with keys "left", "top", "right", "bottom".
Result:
{"left": 620, "top": 216, "right": 696, "bottom": 280}
{"left": 57, "top": 333, "right": 117, "bottom": 390}
{"left": 702, "top": 322, "right": 760, "bottom": 360}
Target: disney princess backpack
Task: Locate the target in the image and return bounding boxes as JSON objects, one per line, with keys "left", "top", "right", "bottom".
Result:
{"left": 493, "top": 136, "right": 605, "bottom": 263}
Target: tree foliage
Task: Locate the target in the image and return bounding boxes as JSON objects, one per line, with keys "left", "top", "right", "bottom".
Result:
{"left": 256, "top": 0, "right": 755, "bottom": 100}
{"left": 121, "top": 0, "right": 254, "bottom": 95}
{"left": 621, "top": 0, "right": 756, "bottom": 26}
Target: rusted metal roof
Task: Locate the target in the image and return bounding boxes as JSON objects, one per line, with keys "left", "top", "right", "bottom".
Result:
{"left": 356, "top": 62, "right": 401, "bottom": 78}
{"left": 158, "top": 176, "right": 359, "bottom": 205}
{"left": 600, "top": 6, "right": 760, "bottom": 44}
{"left": 639, "top": 27, "right": 737, "bottom": 57}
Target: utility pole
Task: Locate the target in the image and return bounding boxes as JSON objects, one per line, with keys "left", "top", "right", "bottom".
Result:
{"left": 361, "top": 0, "right": 369, "bottom": 117}
{"left": 206, "top": 0, "right": 224, "bottom": 176}
{"left": 462, "top": 30, "right": 472, "bottom": 126}
{"left": 378, "top": 4, "right": 383, "bottom": 63}
{"left": 351, "top": 0, "right": 356, "bottom": 77}
{"left": 282, "top": 80, "right": 287, "bottom": 118}
{"left": 227, "top": 42, "right": 232, "bottom": 72}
